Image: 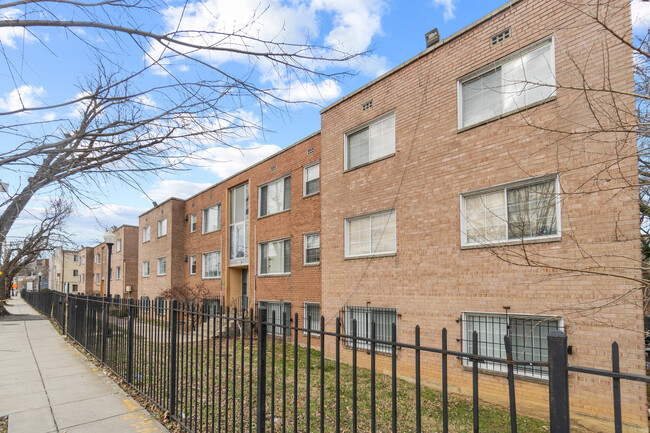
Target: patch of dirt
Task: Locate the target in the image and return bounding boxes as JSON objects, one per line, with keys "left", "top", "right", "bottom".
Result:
{"left": 0, "top": 415, "right": 8, "bottom": 433}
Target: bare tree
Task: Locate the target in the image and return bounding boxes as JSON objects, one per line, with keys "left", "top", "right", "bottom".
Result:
{"left": 0, "top": 197, "right": 72, "bottom": 306}
{"left": 0, "top": 0, "right": 364, "bottom": 258}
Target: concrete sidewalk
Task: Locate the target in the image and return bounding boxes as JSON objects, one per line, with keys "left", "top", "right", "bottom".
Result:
{"left": 0, "top": 296, "right": 168, "bottom": 433}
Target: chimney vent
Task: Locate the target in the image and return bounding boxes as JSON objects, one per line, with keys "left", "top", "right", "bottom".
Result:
{"left": 425, "top": 28, "right": 439, "bottom": 48}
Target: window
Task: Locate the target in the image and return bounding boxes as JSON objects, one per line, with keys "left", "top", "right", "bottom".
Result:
{"left": 189, "top": 255, "right": 197, "bottom": 275}
{"left": 259, "top": 239, "right": 290, "bottom": 275}
{"left": 345, "top": 113, "right": 395, "bottom": 170}
{"left": 157, "top": 257, "right": 167, "bottom": 276}
{"left": 81, "top": 274, "right": 85, "bottom": 283}
{"left": 142, "top": 261, "right": 150, "bottom": 277}
{"left": 142, "top": 226, "right": 150, "bottom": 243}
{"left": 95, "top": 273, "right": 100, "bottom": 285}
{"left": 116, "top": 239, "right": 122, "bottom": 252}
{"left": 259, "top": 176, "right": 290, "bottom": 217}
{"left": 303, "top": 162, "right": 320, "bottom": 196}
{"left": 458, "top": 38, "right": 555, "bottom": 129}
{"left": 230, "top": 184, "right": 249, "bottom": 263}
{"left": 462, "top": 312, "right": 562, "bottom": 378}
{"left": 203, "top": 204, "right": 220, "bottom": 234}
{"left": 304, "top": 302, "right": 320, "bottom": 332}
{"left": 73, "top": 254, "right": 78, "bottom": 262}
{"left": 461, "top": 176, "right": 559, "bottom": 246}
{"left": 154, "top": 297, "right": 167, "bottom": 315}
{"left": 115, "top": 266, "right": 121, "bottom": 280}
{"left": 304, "top": 232, "right": 320, "bottom": 265}
{"left": 95, "top": 253, "right": 101, "bottom": 264}
{"left": 141, "top": 296, "right": 150, "bottom": 311}
{"left": 202, "top": 251, "right": 221, "bottom": 279}
{"left": 72, "top": 269, "right": 78, "bottom": 277}
{"left": 343, "top": 306, "right": 397, "bottom": 352}
{"left": 158, "top": 218, "right": 167, "bottom": 237}
{"left": 345, "top": 209, "right": 396, "bottom": 257}
{"left": 258, "top": 301, "right": 291, "bottom": 336}
{"left": 72, "top": 284, "right": 78, "bottom": 292}
{"left": 190, "top": 213, "right": 197, "bottom": 233}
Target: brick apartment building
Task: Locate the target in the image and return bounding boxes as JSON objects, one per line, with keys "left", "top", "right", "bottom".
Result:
{"left": 71, "top": 0, "right": 643, "bottom": 429}
{"left": 76, "top": 247, "right": 94, "bottom": 294}
{"left": 48, "top": 247, "right": 80, "bottom": 293}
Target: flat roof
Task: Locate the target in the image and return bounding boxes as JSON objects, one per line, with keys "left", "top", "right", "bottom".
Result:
{"left": 320, "top": 0, "right": 522, "bottom": 114}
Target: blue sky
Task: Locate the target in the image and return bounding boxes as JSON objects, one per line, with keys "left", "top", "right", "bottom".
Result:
{"left": 2, "top": 0, "right": 649, "bottom": 249}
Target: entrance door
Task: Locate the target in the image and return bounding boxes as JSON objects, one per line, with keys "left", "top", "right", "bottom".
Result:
{"left": 241, "top": 269, "right": 248, "bottom": 312}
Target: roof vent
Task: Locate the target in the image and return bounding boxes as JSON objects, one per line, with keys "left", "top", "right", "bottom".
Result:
{"left": 271, "top": 165, "right": 277, "bottom": 172}
{"left": 307, "top": 147, "right": 315, "bottom": 155}
{"left": 362, "top": 100, "right": 373, "bottom": 111}
{"left": 425, "top": 28, "right": 439, "bottom": 48}
{"left": 490, "top": 28, "right": 510, "bottom": 46}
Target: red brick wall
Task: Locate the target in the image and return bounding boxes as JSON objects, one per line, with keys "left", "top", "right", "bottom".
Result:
{"left": 319, "top": 0, "right": 643, "bottom": 430}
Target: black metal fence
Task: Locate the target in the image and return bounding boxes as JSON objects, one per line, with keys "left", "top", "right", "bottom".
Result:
{"left": 22, "top": 291, "right": 650, "bottom": 433}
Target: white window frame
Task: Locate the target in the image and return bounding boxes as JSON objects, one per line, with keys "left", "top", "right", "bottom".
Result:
{"left": 202, "top": 203, "right": 221, "bottom": 234}
{"left": 460, "top": 174, "right": 561, "bottom": 247}
{"left": 95, "top": 273, "right": 100, "bottom": 285}
{"left": 190, "top": 213, "right": 197, "bottom": 233}
{"left": 142, "top": 261, "right": 150, "bottom": 277}
{"left": 258, "top": 175, "right": 291, "bottom": 218}
{"left": 343, "top": 306, "right": 397, "bottom": 353}
{"left": 303, "top": 232, "right": 320, "bottom": 265}
{"left": 303, "top": 161, "right": 320, "bottom": 197}
{"left": 461, "top": 311, "right": 563, "bottom": 378}
{"left": 189, "top": 254, "right": 197, "bottom": 275}
{"left": 157, "top": 257, "right": 167, "bottom": 276}
{"left": 202, "top": 251, "right": 221, "bottom": 279}
{"left": 344, "top": 209, "right": 397, "bottom": 258}
{"left": 158, "top": 218, "right": 167, "bottom": 237}
{"left": 457, "top": 37, "right": 556, "bottom": 130}
{"left": 344, "top": 111, "right": 396, "bottom": 170}
{"left": 115, "top": 266, "right": 121, "bottom": 280}
{"left": 95, "top": 253, "right": 101, "bottom": 264}
{"left": 142, "top": 226, "right": 150, "bottom": 243}
{"left": 258, "top": 237, "right": 291, "bottom": 276}
{"left": 73, "top": 254, "right": 78, "bottom": 262}
{"left": 115, "top": 239, "right": 122, "bottom": 252}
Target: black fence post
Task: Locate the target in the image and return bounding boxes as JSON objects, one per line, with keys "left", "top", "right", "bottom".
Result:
{"left": 548, "top": 330, "right": 570, "bottom": 433}
{"left": 127, "top": 299, "right": 135, "bottom": 384}
{"left": 169, "top": 299, "right": 179, "bottom": 417}
{"left": 257, "top": 307, "right": 268, "bottom": 433}
{"left": 101, "top": 297, "right": 107, "bottom": 363}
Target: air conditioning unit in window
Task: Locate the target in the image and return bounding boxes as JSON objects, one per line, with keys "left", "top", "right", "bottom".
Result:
{"left": 125, "top": 286, "right": 132, "bottom": 293}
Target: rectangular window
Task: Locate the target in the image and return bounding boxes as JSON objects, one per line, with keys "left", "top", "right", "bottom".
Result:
{"left": 258, "top": 301, "right": 291, "bottom": 336}
{"left": 72, "top": 269, "right": 78, "bottom": 277}
{"left": 158, "top": 218, "right": 167, "bottom": 237}
{"left": 95, "top": 273, "right": 100, "bottom": 285}
{"left": 303, "top": 162, "right": 320, "bottom": 196}
{"left": 142, "top": 261, "right": 150, "bottom": 277}
{"left": 154, "top": 297, "right": 167, "bottom": 315}
{"left": 116, "top": 239, "right": 122, "bottom": 252}
{"left": 189, "top": 255, "right": 196, "bottom": 275}
{"left": 345, "top": 209, "right": 396, "bottom": 257}
{"left": 230, "top": 183, "right": 249, "bottom": 263}
{"left": 73, "top": 254, "right": 78, "bottom": 262}
{"left": 259, "top": 239, "right": 291, "bottom": 275}
{"left": 462, "top": 312, "right": 562, "bottom": 378}
{"left": 72, "top": 284, "right": 78, "bottom": 292}
{"left": 157, "top": 257, "right": 167, "bottom": 276}
{"left": 344, "top": 306, "right": 397, "bottom": 352}
{"left": 345, "top": 113, "right": 395, "bottom": 170}
{"left": 458, "top": 38, "right": 555, "bottom": 129}
{"left": 304, "top": 302, "right": 320, "bottom": 332}
{"left": 142, "top": 226, "right": 150, "bottom": 243}
{"left": 115, "top": 266, "right": 121, "bottom": 280}
{"left": 259, "top": 176, "right": 291, "bottom": 217}
{"left": 202, "top": 251, "right": 221, "bottom": 279}
{"left": 461, "top": 176, "right": 559, "bottom": 246}
{"left": 304, "top": 232, "right": 320, "bottom": 265}
{"left": 190, "top": 213, "right": 197, "bottom": 233}
{"left": 95, "top": 253, "right": 101, "bottom": 264}
{"left": 203, "top": 204, "right": 220, "bottom": 234}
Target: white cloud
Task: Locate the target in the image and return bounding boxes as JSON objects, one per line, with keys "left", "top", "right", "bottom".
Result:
{"left": 276, "top": 78, "right": 342, "bottom": 104}
{"left": 0, "top": 85, "right": 45, "bottom": 113}
{"left": 0, "top": 8, "right": 37, "bottom": 48}
{"left": 432, "top": 0, "right": 456, "bottom": 21}
{"left": 147, "top": 180, "right": 212, "bottom": 201}
{"left": 632, "top": 0, "right": 650, "bottom": 29}
{"left": 78, "top": 203, "right": 146, "bottom": 227}
{"left": 193, "top": 143, "right": 282, "bottom": 179}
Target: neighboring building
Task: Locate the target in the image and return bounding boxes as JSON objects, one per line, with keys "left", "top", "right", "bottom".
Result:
{"left": 108, "top": 225, "right": 139, "bottom": 298}
{"left": 76, "top": 247, "right": 94, "bottom": 295}
{"left": 49, "top": 247, "right": 80, "bottom": 293}
{"left": 138, "top": 198, "right": 186, "bottom": 300}
{"left": 14, "top": 259, "right": 49, "bottom": 291}
{"left": 317, "top": 0, "right": 643, "bottom": 430}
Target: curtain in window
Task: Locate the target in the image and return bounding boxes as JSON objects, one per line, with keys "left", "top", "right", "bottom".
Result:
{"left": 465, "top": 191, "right": 507, "bottom": 243}
{"left": 507, "top": 180, "right": 556, "bottom": 239}
{"left": 230, "top": 223, "right": 247, "bottom": 260}
{"left": 371, "top": 211, "right": 396, "bottom": 253}
{"left": 267, "top": 181, "right": 284, "bottom": 214}
{"left": 230, "top": 184, "right": 249, "bottom": 260}
{"left": 204, "top": 205, "right": 219, "bottom": 232}
{"left": 305, "top": 234, "right": 320, "bottom": 263}
{"left": 203, "top": 252, "right": 220, "bottom": 278}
